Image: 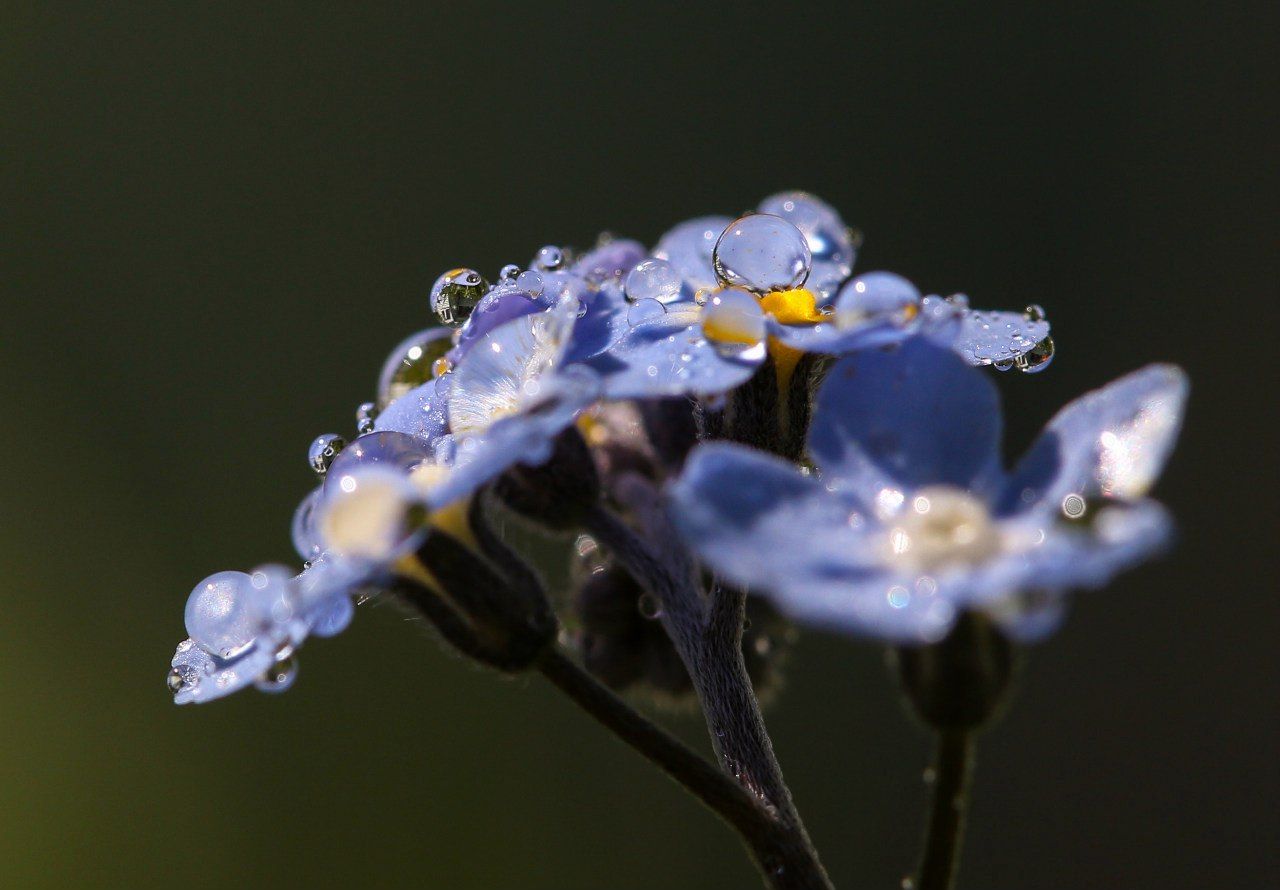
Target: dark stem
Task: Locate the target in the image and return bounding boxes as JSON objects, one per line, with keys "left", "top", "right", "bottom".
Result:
{"left": 538, "top": 647, "right": 827, "bottom": 889}
{"left": 584, "top": 497, "right": 832, "bottom": 889}
{"left": 915, "top": 729, "right": 976, "bottom": 890}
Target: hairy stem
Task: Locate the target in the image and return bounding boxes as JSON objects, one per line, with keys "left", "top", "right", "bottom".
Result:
{"left": 584, "top": 498, "right": 832, "bottom": 889}
{"left": 915, "top": 730, "right": 976, "bottom": 890}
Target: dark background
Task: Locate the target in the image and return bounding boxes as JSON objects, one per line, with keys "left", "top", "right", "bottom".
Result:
{"left": 4, "top": 4, "right": 1276, "bottom": 888}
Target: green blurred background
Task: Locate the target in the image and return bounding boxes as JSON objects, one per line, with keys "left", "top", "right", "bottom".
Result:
{"left": 3, "top": 3, "right": 1275, "bottom": 888}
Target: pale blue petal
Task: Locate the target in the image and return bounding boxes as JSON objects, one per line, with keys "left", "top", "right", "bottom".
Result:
{"left": 998, "top": 364, "right": 1189, "bottom": 513}
{"left": 374, "top": 378, "right": 450, "bottom": 444}
{"left": 810, "top": 337, "right": 1004, "bottom": 496}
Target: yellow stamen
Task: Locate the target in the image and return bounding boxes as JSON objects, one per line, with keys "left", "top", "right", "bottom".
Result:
{"left": 759, "top": 288, "right": 824, "bottom": 325}
{"left": 576, "top": 411, "right": 610, "bottom": 447}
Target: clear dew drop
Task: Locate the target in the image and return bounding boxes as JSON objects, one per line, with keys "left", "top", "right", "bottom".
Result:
{"left": 1023, "top": 303, "right": 1046, "bottom": 322}
{"left": 355, "top": 401, "right": 379, "bottom": 434}
{"left": 701, "top": 287, "right": 767, "bottom": 357}
{"left": 712, "top": 213, "right": 812, "bottom": 293}
{"left": 993, "top": 358, "right": 1016, "bottom": 372}
{"left": 307, "top": 433, "right": 346, "bottom": 476}
{"left": 184, "top": 571, "right": 258, "bottom": 659}
{"left": 627, "top": 298, "right": 667, "bottom": 326}
{"left": 637, "top": 592, "right": 663, "bottom": 620}
{"left": 1014, "top": 335, "right": 1055, "bottom": 373}
{"left": 624, "top": 258, "right": 682, "bottom": 304}
{"left": 255, "top": 651, "right": 298, "bottom": 693}
{"left": 498, "top": 263, "right": 522, "bottom": 281}
{"left": 834, "top": 273, "right": 922, "bottom": 328}
{"left": 533, "top": 245, "right": 565, "bottom": 271}
{"left": 516, "top": 270, "right": 545, "bottom": 296}
{"left": 377, "top": 330, "right": 453, "bottom": 408}
{"left": 166, "top": 668, "right": 186, "bottom": 694}
{"left": 430, "top": 268, "right": 489, "bottom": 326}
{"left": 574, "top": 533, "right": 609, "bottom": 575}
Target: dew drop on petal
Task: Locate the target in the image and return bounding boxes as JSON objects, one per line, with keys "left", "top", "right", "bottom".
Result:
{"left": 499, "top": 263, "right": 522, "bottom": 281}
{"left": 533, "top": 245, "right": 565, "bottom": 272}
{"left": 307, "top": 433, "right": 346, "bottom": 476}
{"left": 1024, "top": 303, "right": 1046, "bottom": 322}
{"left": 430, "top": 268, "right": 489, "bottom": 326}
{"left": 712, "top": 214, "right": 812, "bottom": 293}
{"left": 1014, "top": 335, "right": 1055, "bottom": 373}
{"left": 355, "top": 402, "right": 379, "bottom": 434}
{"left": 255, "top": 649, "right": 298, "bottom": 694}
{"left": 834, "top": 272, "right": 922, "bottom": 328}
{"left": 701, "top": 287, "right": 767, "bottom": 357}
{"left": 376, "top": 328, "right": 453, "bottom": 408}
{"left": 185, "top": 571, "right": 258, "bottom": 658}
{"left": 627, "top": 298, "right": 667, "bottom": 326}
{"left": 624, "top": 259, "right": 683, "bottom": 304}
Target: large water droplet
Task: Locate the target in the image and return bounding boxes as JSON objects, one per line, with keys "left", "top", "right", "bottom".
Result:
{"left": 1015, "top": 335, "right": 1055, "bottom": 373}
{"left": 166, "top": 667, "right": 186, "bottom": 694}
{"left": 184, "top": 571, "right": 258, "bottom": 658}
{"left": 430, "top": 268, "right": 489, "bottom": 326}
{"left": 833, "top": 272, "right": 922, "bottom": 328}
{"left": 757, "top": 190, "right": 855, "bottom": 272}
{"left": 307, "top": 433, "right": 346, "bottom": 475}
{"left": 701, "top": 287, "right": 766, "bottom": 357}
{"left": 712, "top": 214, "right": 812, "bottom": 293}
{"left": 376, "top": 328, "right": 453, "bottom": 409}
{"left": 624, "top": 259, "right": 682, "bottom": 304}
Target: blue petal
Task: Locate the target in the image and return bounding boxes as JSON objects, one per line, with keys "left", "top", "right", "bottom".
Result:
{"left": 429, "top": 366, "right": 601, "bottom": 508}
{"left": 587, "top": 305, "right": 762, "bottom": 399}
{"left": 374, "top": 378, "right": 450, "bottom": 443}
{"left": 572, "top": 239, "right": 645, "bottom": 285}
{"left": 765, "top": 316, "right": 911, "bottom": 354}
{"left": 565, "top": 282, "right": 631, "bottom": 363}
{"left": 810, "top": 337, "right": 1004, "bottom": 496}
{"left": 938, "top": 307, "right": 1051, "bottom": 367}
{"left": 998, "top": 364, "right": 1188, "bottom": 513}
{"left": 652, "top": 215, "right": 732, "bottom": 293}
{"left": 171, "top": 638, "right": 275, "bottom": 705}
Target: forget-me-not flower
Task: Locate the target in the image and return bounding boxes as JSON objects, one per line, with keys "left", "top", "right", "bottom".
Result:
{"left": 669, "top": 336, "right": 1186, "bottom": 643}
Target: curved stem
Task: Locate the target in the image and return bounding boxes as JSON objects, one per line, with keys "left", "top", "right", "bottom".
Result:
{"left": 915, "top": 730, "right": 976, "bottom": 890}
{"left": 584, "top": 498, "right": 832, "bottom": 889}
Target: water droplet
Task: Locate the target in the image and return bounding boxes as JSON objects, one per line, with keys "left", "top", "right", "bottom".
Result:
{"left": 1014, "top": 335, "right": 1055, "bottom": 373}
{"left": 1061, "top": 493, "right": 1088, "bottom": 519}
{"left": 834, "top": 272, "right": 921, "bottom": 328}
{"left": 1023, "top": 303, "right": 1046, "bottom": 322}
{"left": 712, "top": 214, "right": 812, "bottom": 293}
{"left": 431, "top": 356, "right": 451, "bottom": 378}
{"left": 430, "top": 268, "right": 489, "bottom": 326}
{"left": 993, "top": 358, "right": 1015, "bottom": 372}
{"left": 166, "top": 668, "right": 186, "bottom": 693}
{"left": 255, "top": 650, "right": 298, "bottom": 693}
{"left": 701, "top": 287, "right": 766, "bottom": 356}
{"left": 515, "top": 270, "right": 545, "bottom": 296}
{"left": 637, "top": 592, "right": 662, "bottom": 619}
{"left": 533, "top": 245, "right": 565, "bottom": 271}
{"left": 376, "top": 328, "right": 453, "bottom": 408}
{"left": 624, "top": 259, "right": 682, "bottom": 304}
{"left": 355, "top": 401, "right": 379, "bottom": 434}
{"left": 945, "top": 293, "right": 970, "bottom": 309}
{"left": 757, "top": 191, "right": 855, "bottom": 278}
{"left": 499, "top": 263, "right": 522, "bottom": 281}
{"left": 185, "top": 571, "right": 258, "bottom": 658}
{"left": 627, "top": 298, "right": 667, "bottom": 325}
{"left": 308, "top": 433, "right": 346, "bottom": 476}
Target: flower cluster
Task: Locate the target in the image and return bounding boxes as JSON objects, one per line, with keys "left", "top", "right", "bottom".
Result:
{"left": 166, "top": 191, "right": 1184, "bottom": 704}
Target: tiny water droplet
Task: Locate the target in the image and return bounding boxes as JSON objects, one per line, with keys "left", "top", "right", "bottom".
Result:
{"left": 516, "top": 270, "right": 545, "bottom": 296}
{"left": 1023, "top": 303, "right": 1046, "bottom": 322}
{"left": 712, "top": 213, "right": 812, "bottom": 293}
{"left": 430, "top": 268, "right": 489, "bottom": 326}
{"left": 533, "top": 245, "right": 565, "bottom": 271}
{"left": 499, "top": 263, "right": 522, "bottom": 281}
{"left": 356, "top": 402, "right": 379, "bottom": 434}
{"left": 1014, "top": 335, "right": 1055, "bottom": 373}
{"left": 637, "top": 592, "right": 662, "bottom": 619}
{"left": 574, "top": 534, "right": 609, "bottom": 575}
{"left": 166, "top": 668, "right": 186, "bottom": 693}
{"left": 431, "top": 356, "right": 452, "bottom": 379}
{"left": 308, "top": 433, "right": 346, "bottom": 475}
{"left": 256, "top": 649, "right": 298, "bottom": 693}
{"left": 993, "top": 358, "right": 1015, "bottom": 372}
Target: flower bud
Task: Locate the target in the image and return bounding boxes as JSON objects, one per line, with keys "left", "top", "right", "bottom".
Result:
{"left": 892, "top": 611, "right": 1018, "bottom": 730}
{"left": 493, "top": 427, "right": 600, "bottom": 531}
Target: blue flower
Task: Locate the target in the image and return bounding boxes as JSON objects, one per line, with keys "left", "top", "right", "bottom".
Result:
{"left": 669, "top": 337, "right": 1186, "bottom": 643}
{"left": 168, "top": 556, "right": 359, "bottom": 704}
